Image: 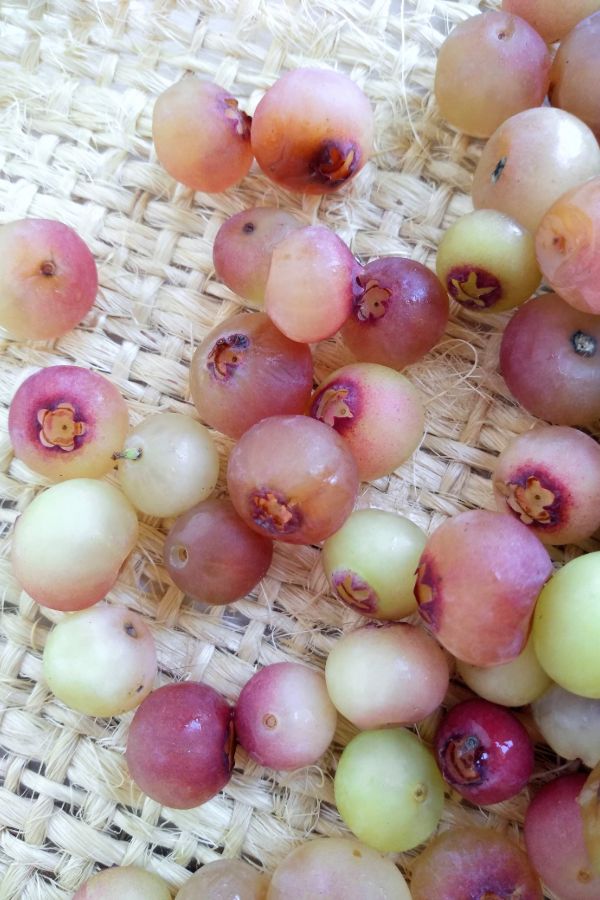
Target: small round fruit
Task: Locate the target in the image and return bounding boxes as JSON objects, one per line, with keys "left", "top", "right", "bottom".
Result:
{"left": 266, "top": 838, "right": 410, "bottom": 900}
{"left": 264, "top": 226, "right": 358, "bottom": 344}
{"left": 325, "top": 623, "right": 449, "bottom": 729}
{"left": 457, "top": 633, "right": 551, "bottom": 708}
{"left": 8, "top": 365, "right": 129, "bottom": 481}
{"left": 309, "top": 363, "right": 425, "bottom": 482}
{"left": 499, "top": 293, "right": 600, "bottom": 426}
{"left": 472, "top": 108, "right": 600, "bottom": 234}
{"left": 43, "top": 604, "right": 156, "bottom": 717}
{"left": 190, "top": 312, "right": 313, "bottom": 440}
{"left": 525, "top": 773, "right": 600, "bottom": 899}
{"left": 334, "top": 728, "right": 444, "bottom": 853}
{"left": 321, "top": 508, "right": 426, "bottom": 620}
{"left": 434, "top": 698, "right": 534, "bottom": 805}
{"left": 116, "top": 412, "right": 219, "bottom": 518}
{"left": 11, "top": 479, "right": 138, "bottom": 612}
{"left": 234, "top": 663, "right": 337, "bottom": 770}
{"left": 126, "top": 682, "right": 234, "bottom": 809}
{"left": 549, "top": 13, "right": 600, "bottom": 140}
{"left": 74, "top": 866, "right": 172, "bottom": 899}
{"left": 152, "top": 77, "right": 252, "bottom": 193}
{"left": 536, "top": 176, "right": 600, "bottom": 315}
{"left": 411, "top": 827, "right": 542, "bottom": 900}
{"left": 434, "top": 10, "right": 550, "bottom": 139}
{"left": 436, "top": 209, "right": 541, "bottom": 313}
{"left": 213, "top": 208, "right": 301, "bottom": 307}
{"left": 251, "top": 67, "right": 374, "bottom": 194}
{"left": 533, "top": 684, "right": 600, "bottom": 768}
{"left": 175, "top": 860, "right": 268, "bottom": 900}
{"left": 415, "top": 509, "right": 552, "bottom": 667}
{"left": 164, "top": 498, "right": 273, "bottom": 605}
{"left": 227, "top": 415, "right": 359, "bottom": 545}
{"left": 502, "top": 0, "right": 600, "bottom": 42}
{"left": 493, "top": 425, "right": 600, "bottom": 545}
{"left": 340, "top": 256, "right": 449, "bottom": 370}
{"left": 533, "top": 553, "right": 600, "bottom": 698}
{"left": 0, "top": 218, "right": 98, "bottom": 341}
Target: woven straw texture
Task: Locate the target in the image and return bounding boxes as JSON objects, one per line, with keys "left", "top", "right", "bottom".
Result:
{"left": 0, "top": 1, "right": 585, "bottom": 898}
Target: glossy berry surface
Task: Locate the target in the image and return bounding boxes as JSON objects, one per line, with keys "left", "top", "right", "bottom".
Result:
{"left": 309, "top": 362, "right": 425, "bottom": 482}
{"left": 12, "top": 479, "right": 138, "bottom": 612}
{"left": 321, "top": 508, "right": 426, "bottom": 620}
{"left": 550, "top": 13, "right": 600, "bottom": 141}
{"left": 502, "top": 0, "right": 600, "bottom": 42}
{"left": 325, "top": 623, "right": 449, "bottom": 730}
{"left": 415, "top": 509, "right": 552, "bottom": 667}
{"left": 334, "top": 727, "right": 444, "bottom": 853}
{"left": 434, "top": 698, "right": 534, "bottom": 805}
{"left": 234, "top": 662, "right": 337, "bottom": 771}
{"left": 213, "top": 207, "right": 301, "bottom": 307}
{"left": 536, "top": 176, "right": 600, "bottom": 315}
{"left": 340, "top": 256, "right": 448, "bottom": 370}
{"left": 499, "top": 293, "right": 600, "bottom": 426}
{"left": 436, "top": 209, "right": 541, "bottom": 313}
{"left": 533, "top": 552, "right": 600, "bottom": 698}
{"left": 266, "top": 838, "right": 411, "bottom": 900}
{"left": 73, "top": 866, "right": 172, "bottom": 899}
{"left": 525, "top": 773, "right": 600, "bottom": 899}
{"left": 116, "top": 412, "right": 219, "bottom": 518}
{"left": 126, "top": 682, "right": 234, "bottom": 809}
{"left": 264, "top": 225, "right": 358, "bottom": 344}
{"left": 227, "top": 415, "right": 359, "bottom": 545}
{"left": 0, "top": 218, "right": 98, "bottom": 341}
{"left": 175, "top": 859, "right": 269, "bottom": 900}
{"left": 435, "top": 10, "right": 550, "bottom": 139}
{"left": 411, "top": 826, "right": 542, "bottom": 900}
{"left": 493, "top": 425, "right": 600, "bottom": 545}
{"left": 472, "top": 108, "right": 600, "bottom": 234}
{"left": 190, "top": 311, "right": 313, "bottom": 440}
{"left": 9, "top": 365, "right": 129, "bottom": 481}
{"left": 152, "top": 77, "right": 252, "bottom": 193}
{"left": 164, "top": 498, "right": 273, "bottom": 605}
{"left": 251, "top": 67, "right": 374, "bottom": 194}
{"left": 43, "top": 604, "right": 156, "bottom": 717}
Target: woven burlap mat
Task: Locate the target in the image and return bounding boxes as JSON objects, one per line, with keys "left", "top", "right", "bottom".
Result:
{"left": 0, "top": 1, "right": 586, "bottom": 898}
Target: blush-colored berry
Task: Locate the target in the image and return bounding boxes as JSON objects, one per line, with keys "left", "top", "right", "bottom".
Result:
{"left": 126, "top": 682, "right": 234, "bottom": 809}
{"left": 213, "top": 207, "right": 301, "bottom": 307}
{"left": 309, "top": 362, "right": 424, "bottom": 482}
{"left": 8, "top": 365, "right": 129, "bottom": 481}
{"left": 265, "top": 226, "right": 359, "bottom": 344}
{"left": 434, "top": 698, "right": 534, "bottom": 805}
{"left": 251, "top": 68, "right": 374, "bottom": 194}
{"left": 493, "top": 425, "right": 600, "bottom": 545}
{"left": 500, "top": 293, "right": 600, "bottom": 426}
{"left": 190, "top": 312, "right": 313, "bottom": 440}
{"left": 341, "top": 256, "right": 448, "bottom": 369}
{"left": 472, "top": 108, "right": 600, "bottom": 233}
{"left": 235, "top": 663, "right": 337, "bottom": 770}
{"left": 164, "top": 498, "right": 273, "bottom": 605}
{"left": 227, "top": 415, "right": 359, "bottom": 545}
{"left": 152, "top": 77, "right": 253, "bottom": 193}
{"left": 415, "top": 509, "right": 552, "bottom": 667}
{"left": 435, "top": 11, "right": 550, "bottom": 138}
{"left": 411, "top": 827, "right": 542, "bottom": 900}
{"left": 0, "top": 218, "right": 98, "bottom": 340}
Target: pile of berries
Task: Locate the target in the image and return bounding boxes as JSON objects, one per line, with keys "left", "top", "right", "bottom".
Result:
{"left": 5, "top": 1, "right": 600, "bottom": 896}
